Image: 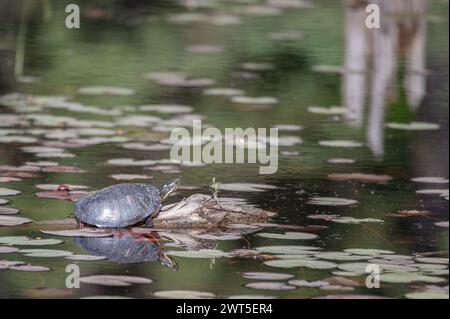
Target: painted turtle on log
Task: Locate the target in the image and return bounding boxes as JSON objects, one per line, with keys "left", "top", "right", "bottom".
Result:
{"left": 74, "top": 179, "right": 179, "bottom": 228}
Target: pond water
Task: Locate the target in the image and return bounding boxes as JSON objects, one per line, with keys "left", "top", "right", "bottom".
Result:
{"left": 0, "top": 0, "right": 448, "bottom": 299}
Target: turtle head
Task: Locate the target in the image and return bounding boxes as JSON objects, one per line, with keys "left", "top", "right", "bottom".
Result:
{"left": 160, "top": 179, "right": 179, "bottom": 201}
{"left": 159, "top": 252, "right": 178, "bottom": 271}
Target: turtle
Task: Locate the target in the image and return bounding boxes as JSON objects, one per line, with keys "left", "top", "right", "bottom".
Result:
{"left": 74, "top": 179, "right": 179, "bottom": 228}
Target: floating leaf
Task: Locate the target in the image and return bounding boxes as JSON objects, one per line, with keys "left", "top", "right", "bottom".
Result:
{"left": 110, "top": 174, "right": 153, "bottom": 181}
{"left": 264, "top": 259, "right": 337, "bottom": 269}
{"left": 39, "top": 229, "right": 112, "bottom": 238}
{"left": 0, "top": 216, "right": 33, "bottom": 226}
{"left": 288, "top": 280, "right": 329, "bottom": 287}
{"left": 77, "top": 86, "right": 135, "bottom": 96}
{"left": 0, "top": 236, "right": 62, "bottom": 246}
{"left": 411, "top": 177, "right": 448, "bottom": 184}
{"left": 245, "top": 282, "right": 295, "bottom": 291}
{"left": 327, "top": 158, "right": 356, "bottom": 164}
{"left": 9, "top": 264, "right": 51, "bottom": 272}
{"left": 0, "top": 207, "right": 19, "bottom": 215}
{"left": 307, "top": 106, "right": 348, "bottom": 115}
{"left": 0, "top": 246, "right": 19, "bottom": 253}
{"left": 435, "top": 221, "right": 449, "bottom": 228}
{"left": 0, "top": 188, "right": 21, "bottom": 196}
{"left": 227, "top": 295, "right": 278, "bottom": 299}
{"left": 306, "top": 197, "right": 358, "bottom": 206}
{"left": 167, "top": 249, "right": 231, "bottom": 259}
{"left": 256, "top": 232, "right": 317, "bottom": 240}
{"left": 319, "top": 140, "right": 363, "bottom": 148}
{"left": 315, "top": 252, "right": 370, "bottom": 261}
{"left": 19, "top": 249, "right": 73, "bottom": 258}
{"left": 0, "top": 199, "right": 10, "bottom": 205}
{"left": 386, "top": 122, "right": 440, "bottom": 131}
{"left": 203, "top": 88, "right": 244, "bottom": 96}
{"left": 36, "top": 184, "right": 89, "bottom": 191}
{"left": 80, "top": 275, "right": 152, "bottom": 286}
{"left": 256, "top": 245, "right": 320, "bottom": 254}
{"left": 139, "top": 104, "right": 193, "bottom": 113}
{"left": 242, "top": 272, "right": 294, "bottom": 280}
{"left": 153, "top": 290, "right": 215, "bottom": 299}
{"left": 405, "top": 291, "right": 449, "bottom": 299}
{"left": 65, "top": 254, "right": 107, "bottom": 261}
{"left": 380, "top": 272, "right": 446, "bottom": 284}
{"left": 343, "top": 248, "right": 394, "bottom": 256}
{"left": 231, "top": 96, "right": 278, "bottom": 105}
{"left": 331, "top": 217, "right": 384, "bottom": 224}
{"left": 386, "top": 210, "right": 433, "bottom": 217}
{"left": 415, "top": 257, "right": 448, "bottom": 265}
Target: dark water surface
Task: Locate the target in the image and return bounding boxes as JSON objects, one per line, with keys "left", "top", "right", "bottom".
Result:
{"left": 0, "top": 0, "right": 448, "bottom": 299}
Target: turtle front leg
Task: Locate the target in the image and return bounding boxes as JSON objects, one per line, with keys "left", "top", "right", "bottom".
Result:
{"left": 145, "top": 217, "right": 154, "bottom": 228}
{"left": 76, "top": 219, "right": 85, "bottom": 229}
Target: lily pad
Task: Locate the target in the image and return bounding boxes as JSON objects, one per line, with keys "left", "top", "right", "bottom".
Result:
{"left": 65, "top": 254, "right": 107, "bottom": 261}
{"left": 327, "top": 173, "right": 392, "bottom": 182}
{"left": 256, "top": 245, "right": 320, "bottom": 254}
{"left": 110, "top": 174, "right": 153, "bottom": 181}
{"left": 264, "top": 259, "right": 337, "bottom": 269}
{"left": 39, "top": 229, "right": 112, "bottom": 238}
{"left": 386, "top": 122, "right": 440, "bottom": 131}
{"left": 319, "top": 140, "right": 363, "bottom": 148}
{"left": 306, "top": 197, "right": 358, "bottom": 206}
{"left": 0, "top": 207, "right": 19, "bottom": 215}
{"left": 415, "top": 257, "right": 448, "bottom": 264}
{"left": 0, "top": 246, "right": 19, "bottom": 253}
{"left": 242, "top": 272, "right": 294, "bottom": 280}
{"left": 380, "top": 272, "right": 446, "bottom": 284}
{"left": 19, "top": 249, "right": 73, "bottom": 257}
{"left": 80, "top": 275, "right": 152, "bottom": 286}
{"left": 0, "top": 236, "right": 62, "bottom": 246}
{"left": 167, "top": 249, "right": 231, "bottom": 259}
{"left": 288, "top": 280, "right": 329, "bottom": 287}
{"left": 315, "top": 252, "right": 370, "bottom": 261}
{"left": 0, "top": 188, "right": 21, "bottom": 196}
{"left": 343, "top": 248, "right": 394, "bottom": 256}
{"left": 405, "top": 291, "right": 449, "bottom": 299}
{"left": 9, "top": 264, "right": 51, "bottom": 272}
{"left": 256, "top": 232, "right": 317, "bottom": 240}
{"left": 0, "top": 216, "right": 33, "bottom": 226}
{"left": 219, "top": 183, "right": 277, "bottom": 192}
{"left": 245, "top": 282, "right": 296, "bottom": 291}
{"left": 77, "top": 86, "right": 135, "bottom": 96}
{"left": 203, "top": 88, "right": 244, "bottom": 96}
{"left": 411, "top": 177, "right": 449, "bottom": 184}
{"left": 153, "top": 290, "right": 215, "bottom": 299}
{"left": 307, "top": 106, "right": 348, "bottom": 115}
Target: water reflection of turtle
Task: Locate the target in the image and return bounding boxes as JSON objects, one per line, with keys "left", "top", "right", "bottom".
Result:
{"left": 74, "top": 232, "right": 178, "bottom": 271}
{"left": 74, "top": 180, "right": 179, "bottom": 228}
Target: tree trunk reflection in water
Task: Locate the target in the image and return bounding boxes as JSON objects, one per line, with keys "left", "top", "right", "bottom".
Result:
{"left": 343, "top": 0, "right": 427, "bottom": 157}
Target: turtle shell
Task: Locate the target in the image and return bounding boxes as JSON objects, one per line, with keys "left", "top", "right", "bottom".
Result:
{"left": 74, "top": 183, "right": 161, "bottom": 228}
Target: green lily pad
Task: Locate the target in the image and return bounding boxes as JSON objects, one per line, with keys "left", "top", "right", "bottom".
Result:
{"left": 154, "top": 290, "right": 215, "bottom": 299}
{"left": 264, "top": 259, "right": 337, "bottom": 269}
{"left": 318, "top": 140, "right": 363, "bottom": 148}
{"left": 256, "top": 245, "right": 320, "bottom": 254}
{"left": 80, "top": 275, "right": 152, "bottom": 286}
{"left": 0, "top": 216, "right": 33, "bottom": 227}
{"left": 19, "top": 249, "right": 73, "bottom": 257}
{"left": 307, "top": 106, "right": 348, "bottom": 115}
{"left": 9, "top": 264, "right": 51, "bottom": 272}
{"left": 315, "top": 252, "right": 371, "bottom": 261}
{"left": 167, "top": 249, "right": 231, "bottom": 259}
{"left": 411, "top": 177, "right": 449, "bottom": 184}
{"left": 65, "top": 255, "right": 107, "bottom": 261}
{"left": 380, "top": 272, "right": 446, "bottom": 284}
{"left": 256, "top": 232, "right": 317, "bottom": 240}
{"left": 77, "top": 86, "right": 135, "bottom": 96}
{"left": 0, "top": 246, "right": 19, "bottom": 253}
{"left": 344, "top": 248, "right": 394, "bottom": 256}
{"left": 39, "top": 229, "right": 113, "bottom": 238}
{"left": 415, "top": 257, "right": 449, "bottom": 264}
{"left": 386, "top": 122, "right": 440, "bottom": 131}
{"left": 0, "top": 236, "right": 62, "bottom": 246}
{"left": 306, "top": 197, "right": 358, "bottom": 206}
{"left": 242, "top": 272, "right": 294, "bottom": 280}
{"left": 0, "top": 188, "right": 21, "bottom": 196}
{"left": 405, "top": 291, "right": 449, "bottom": 299}
{"left": 245, "top": 282, "right": 296, "bottom": 291}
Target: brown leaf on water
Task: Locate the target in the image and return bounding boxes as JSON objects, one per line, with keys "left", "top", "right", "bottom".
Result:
{"left": 1, "top": 171, "right": 38, "bottom": 178}
{"left": 385, "top": 210, "right": 433, "bottom": 217}
{"left": 35, "top": 190, "right": 87, "bottom": 200}
{"left": 327, "top": 173, "right": 392, "bottom": 182}
{"left": 42, "top": 166, "right": 87, "bottom": 173}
